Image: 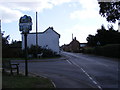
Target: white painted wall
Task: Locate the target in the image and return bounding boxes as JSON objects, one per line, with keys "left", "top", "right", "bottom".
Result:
{"left": 22, "top": 28, "right": 60, "bottom": 54}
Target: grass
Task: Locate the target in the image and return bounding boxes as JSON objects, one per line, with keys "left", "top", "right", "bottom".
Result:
{"left": 2, "top": 73, "right": 54, "bottom": 88}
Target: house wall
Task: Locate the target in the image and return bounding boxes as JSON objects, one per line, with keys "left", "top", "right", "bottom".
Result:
{"left": 38, "top": 28, "right": 60, "bottom": 54}
{"left": 22, "top": 28, "right": 60, "bottom": 54}
{"left": 22, "top": 33, "right": 36, "bottom": 49}
{"left": 70, "top": 40, "right": 80, "bottom": 52}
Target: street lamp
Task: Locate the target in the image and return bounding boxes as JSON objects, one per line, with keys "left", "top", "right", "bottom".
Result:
{"left": 19, "top": 15, "right": 32, "bottom": 76}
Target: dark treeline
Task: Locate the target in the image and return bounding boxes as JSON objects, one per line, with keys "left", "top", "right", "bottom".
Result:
{"left": 2, "top": 32, "right": 23, "bottom": 58}
{"left": 84, "top": 25, "right": 120, "bottom": 58}
{"left": 86, "top": 25, "right": 120, "bottom": 47}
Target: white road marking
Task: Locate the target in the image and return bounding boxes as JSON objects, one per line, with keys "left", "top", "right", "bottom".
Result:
{"left": 93, "top": 81, "right": 97, "bottom": 85}
{"left": 66, "top": 59, "right": 102, "bottom": 90}
{"left": 50, "top": 79, "right": 56, "bottom": 88}
{"left": 63, "top": 52, "right": 109, "bottom": 67}
{"left": 81, "top": 67, "right": 102, "bottom": 90}
{"left": 67, "top": 60, "right": 72, "bottom": 65}
{"left": 89, "top": 77, "right": 93, "bottom": 80}
{"left": 29, "top": 72, "right": 56, "bottom": 88}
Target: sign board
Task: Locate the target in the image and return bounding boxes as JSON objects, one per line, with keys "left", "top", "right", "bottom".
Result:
{"left": 19, "top": 15, "right": 32, "bottom": 33}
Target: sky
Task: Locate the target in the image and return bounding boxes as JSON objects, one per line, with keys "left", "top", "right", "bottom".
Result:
{"left": 0, "top": 0, "right": 119, "bottom": 46}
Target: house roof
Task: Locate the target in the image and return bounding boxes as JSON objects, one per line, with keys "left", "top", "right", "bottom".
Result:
{"left": 25, "top": 27, "right": 60, "bottom": 38}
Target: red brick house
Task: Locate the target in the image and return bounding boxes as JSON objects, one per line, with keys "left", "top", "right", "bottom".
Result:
{"left": 61, "top": 37, "right": 80, "bottom": 52}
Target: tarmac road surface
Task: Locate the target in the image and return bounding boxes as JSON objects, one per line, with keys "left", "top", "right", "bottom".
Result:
{"left": 18, "top": 51, "right": 119, "bottom": 89}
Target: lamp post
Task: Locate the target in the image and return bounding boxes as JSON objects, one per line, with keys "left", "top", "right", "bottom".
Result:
{"left": 19, "top": 15, "right": 32, "bottom": 76}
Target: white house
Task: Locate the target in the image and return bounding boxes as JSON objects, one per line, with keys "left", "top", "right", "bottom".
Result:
{"left": 22, "top": 27, "right": 60, "bottom": 54}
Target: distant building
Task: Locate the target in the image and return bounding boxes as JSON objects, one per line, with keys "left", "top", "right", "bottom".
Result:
{"left": 61, "top": 37, "right": 80, "bottom": 53}
{"left": 22, "top": 27, "right": 60, "bottom": 54}
{"left": 80, "top": 43, "right": 87, "bottom": 48}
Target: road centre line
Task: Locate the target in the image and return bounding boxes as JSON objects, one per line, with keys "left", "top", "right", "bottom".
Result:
{"left": 66, "top": 59, "right": 102, "bottom": 90}
{"left": 67, "top": 60, "right": 72, "bottom": 65}
{"left": 81, "top": 68, "right": 102, "bottom": 90}
{"left": 71, "top": 61, "right": 80, "bottom": 67}
{"left": 64, "top": 52, "right": 109, "bottom": 67}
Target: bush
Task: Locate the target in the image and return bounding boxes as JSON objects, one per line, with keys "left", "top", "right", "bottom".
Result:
{"left": 27, "top": 45, "right": 43, "bottom": 58}
{"left": 2, "top": 45, "right": 23, "bottom": 58}
{"left": 99, "top": 44, "right": 120, "bottom": 58}
{"left": 42, "top": 49, "right": 57, "bottom": 58}
{"left": 27, "top": 45, "right": 59, "bottom": 58}
{"left": 83, "top": 47, "right": 95, "bottom": 54}
{"left": 83, "top": 44, "right": 120, "bottom": 58}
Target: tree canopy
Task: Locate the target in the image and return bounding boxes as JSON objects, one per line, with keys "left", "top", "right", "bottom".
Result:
{"left": 87, "top": 25, "right": 120, "bottom": 46}
{"left": 2, "top": 32, "right": 10, "bottom": 46}
{"left": 98, "top": 1, "right": 120, "bottom": 23}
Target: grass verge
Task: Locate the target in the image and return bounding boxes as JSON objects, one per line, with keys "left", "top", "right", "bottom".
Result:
{"left": 2, "top": 72, "right": 54, "bottom": 88}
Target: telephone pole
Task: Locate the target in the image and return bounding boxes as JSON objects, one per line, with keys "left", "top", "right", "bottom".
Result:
{"left": 36, "top": 12, "right": 38, "bottom": 46}
{"left": 0, "top": 20, "right": 1, "bottom": 33}
{"left": 36, "top": 12, "right": 38, "bottom": 57}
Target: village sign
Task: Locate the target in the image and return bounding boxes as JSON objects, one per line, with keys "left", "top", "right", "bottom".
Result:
{"left": 19, "top": 15, "right": 32, "bottom": 76}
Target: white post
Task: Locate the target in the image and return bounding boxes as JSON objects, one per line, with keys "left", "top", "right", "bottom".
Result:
{"left": 0, "top": 20, "right": 1, "bottom": 33}
{"left": 0, "top": 19, "right": 2, "bottom": 90}
{"left": 118, "top": 18, "right": 120, "bottom": 32}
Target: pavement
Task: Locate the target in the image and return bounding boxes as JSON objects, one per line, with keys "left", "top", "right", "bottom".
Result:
{"left": 11, "top": 57, "right": 66, "bottom": 63}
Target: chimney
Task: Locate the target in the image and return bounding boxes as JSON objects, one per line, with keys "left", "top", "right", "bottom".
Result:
{"left": 72, "top": 33, "right": 73, "bottom": 41}
{"left": 74, "top": 37, "right": 76, "bottom": 40}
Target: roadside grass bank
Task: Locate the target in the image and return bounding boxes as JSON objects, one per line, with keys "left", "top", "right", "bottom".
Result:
{"left": 2, "top": 72, "right": 54, "bottom": 88}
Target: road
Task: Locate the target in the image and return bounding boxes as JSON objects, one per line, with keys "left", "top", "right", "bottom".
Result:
{"left": 18, "top": 51, "right": 119, "bottom": 89}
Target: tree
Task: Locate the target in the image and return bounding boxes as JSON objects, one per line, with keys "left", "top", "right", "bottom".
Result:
{"left": 98, "top": 1, "right": 120, "bottom": 23}
{"left": 86, "top": 35, "right": 97, "bottom": 46}
{"left": 86, "top": 25, "right": 120, "bottom": 46}
{"left": 2, "top": 32, "right": 10, "bottom": 46}
{"left": 2, "top": 32, "right": 10, "bottom": 58}
{"left": 2, "top": 32, "right": 23, "bottom": 58}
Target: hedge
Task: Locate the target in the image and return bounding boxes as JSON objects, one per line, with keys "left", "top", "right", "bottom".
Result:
{"left": 83, "top": 44, "right": 120, "bottom": 58}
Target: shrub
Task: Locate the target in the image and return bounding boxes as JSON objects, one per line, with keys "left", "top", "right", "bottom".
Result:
{"left": 83, "top": 44, "right": 120, "bottom": 58}
{"left": 42, "top": 49, "right": 57, "bottom": 58}
{"left": 2, "top": 45, "right": 23, "bottom": 58}
{"left": 27, "top": 45, "right": 43, "bottom": 58}
{"left": 83, "top": 47, "right": 95, "bottom": 54}
{"left": 27, "top": 45, "right": 59, "bottom": 58}
{"left": 100, "top": 44, "right": 120, "bottom": 58}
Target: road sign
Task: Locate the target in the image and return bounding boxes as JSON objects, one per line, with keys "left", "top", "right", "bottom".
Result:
{"left": 19, "top": 15, "right": 32, "bottom": 33}
{"left": 19, "top": 15, "right": 32, "bottom": 76}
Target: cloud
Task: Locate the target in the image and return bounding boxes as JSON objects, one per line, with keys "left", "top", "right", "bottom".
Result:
{"left": 50, "top": 0, "right": 72, "bottom": 5}
{"left": 70, "top": 9, "right": 100, "bottom": 20}
{"left": 0, "top": 0, "right": 73, "bottom": 23}
{"left": 78, "top": 0, "right": 98, "bottom": 10}
{"left": 0, "top": 5, "right": 24, "bottom": 23}
{"left": 0, "top": 0, "right": 101, "bottom": 23}
{"left": 0, "top": 1, "right": 53, "bottom": 23}
{"left": 59, "top": 24, "right": 98, "bottom": 45}
{"left": 70, "top": 0, "right": 100, "bottom": 20}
